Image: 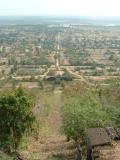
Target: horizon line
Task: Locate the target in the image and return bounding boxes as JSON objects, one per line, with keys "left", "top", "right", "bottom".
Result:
{"left": 0, "top": 15, "right": 120, "bottom": 19}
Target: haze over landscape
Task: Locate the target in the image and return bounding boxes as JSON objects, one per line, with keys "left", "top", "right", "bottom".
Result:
{"left": 0, "top": 0, "right": 120, "bottom": 17}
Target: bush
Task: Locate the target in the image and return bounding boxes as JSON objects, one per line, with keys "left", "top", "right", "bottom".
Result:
{"left": 62, "top": 95, "right": 111, "bottom": 141}
{"left": 0, "top": 87, "right": 35, "bottom": 153}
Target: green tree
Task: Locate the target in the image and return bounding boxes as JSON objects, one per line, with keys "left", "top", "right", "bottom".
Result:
{"left": 62, "top": 95, "right": 110, "bottom": 141}
{"left": 62, "top": 94, "right": 111, "bottom": 159}
{"left": 106, "top": 106, "right": 120, "bottom": 128}
{"left": 0, "top": 87, "right": 35, "bottom": 153}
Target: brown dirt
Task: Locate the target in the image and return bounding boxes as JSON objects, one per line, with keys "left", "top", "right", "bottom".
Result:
{"left": 95, "top": 142, "right": 120, "bottom": 160}
{"left": 18, "top": 82, "right": 39, "bottom": 88}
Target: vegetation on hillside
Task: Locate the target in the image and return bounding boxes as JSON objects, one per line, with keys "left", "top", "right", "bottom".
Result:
{"left": 61, "top": 80, "right": 120, "bottom": 158}
{"left": 0, "top": 87, "right": 35, "bottom": 154}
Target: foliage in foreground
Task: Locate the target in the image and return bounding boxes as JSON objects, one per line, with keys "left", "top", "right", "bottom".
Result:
{"left": 62, "top": 94, "right": 111, "bottom": 141}
{"left": 62, "top": 80, "right": 120, "bottom": 142}
{"left": 0, "top": 87, "right": 35, "bottom": 153}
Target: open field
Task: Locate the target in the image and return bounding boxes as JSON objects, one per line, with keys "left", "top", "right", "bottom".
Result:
{"left": 0, "top": 24, "right": 120, "bottom": 87}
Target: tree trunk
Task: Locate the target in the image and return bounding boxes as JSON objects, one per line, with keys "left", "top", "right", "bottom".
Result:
{"left": 76, "top": 139, "right": 82, "bottom": 160}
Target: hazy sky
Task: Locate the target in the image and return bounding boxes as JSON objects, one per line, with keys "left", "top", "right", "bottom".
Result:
{"left": 0, "top": 0, "right": 120, "bottom": 17}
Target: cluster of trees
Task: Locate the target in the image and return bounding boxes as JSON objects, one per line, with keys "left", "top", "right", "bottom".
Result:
{"left": 20, "top": 56, "right": 51, "bottom": 66}
{"left": 62, "top": 94, "right": 111, "bottom": 141}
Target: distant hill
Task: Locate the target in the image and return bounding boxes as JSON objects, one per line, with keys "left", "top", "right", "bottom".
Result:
{"left": 0, "top": 16, "right": 120, "bottom": 26}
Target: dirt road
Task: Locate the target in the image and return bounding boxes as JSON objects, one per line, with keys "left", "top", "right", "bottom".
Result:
{"left": 22, "top": 87, "right": 77, "bottom": 160}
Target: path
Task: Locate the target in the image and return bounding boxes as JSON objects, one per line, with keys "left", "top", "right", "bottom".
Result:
{"left": 21, "top": 87, "right": 77, "bottom": 160}
{"left": 46, "top": 88, "right": 63, "bottom": 139}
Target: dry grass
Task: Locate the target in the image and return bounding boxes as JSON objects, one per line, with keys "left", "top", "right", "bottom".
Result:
{"left": 21, "top": 88, "right": 77, "bottom": 160}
